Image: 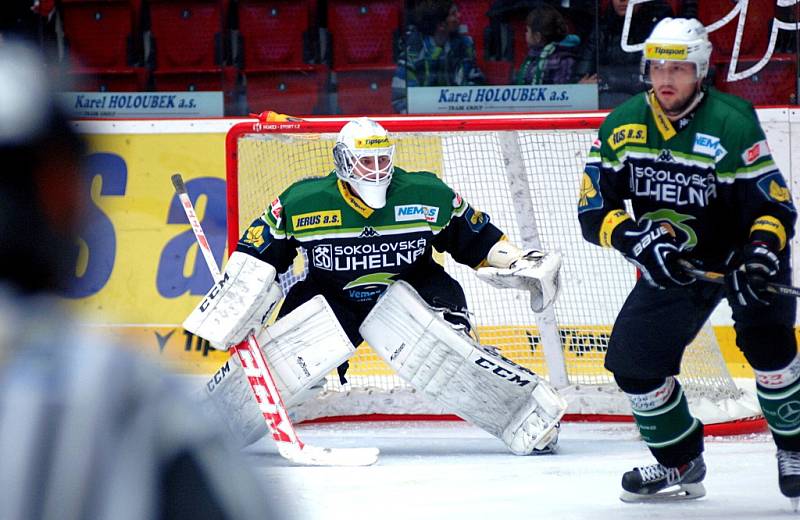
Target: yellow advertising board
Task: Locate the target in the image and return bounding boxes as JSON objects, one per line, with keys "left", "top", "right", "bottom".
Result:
{"left": 68, "top": 129, "right": 232, "bottom": 372}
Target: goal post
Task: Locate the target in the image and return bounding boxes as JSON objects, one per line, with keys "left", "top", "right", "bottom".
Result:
{"left": 225, "top": 113, "right": 763, "bottom": 434}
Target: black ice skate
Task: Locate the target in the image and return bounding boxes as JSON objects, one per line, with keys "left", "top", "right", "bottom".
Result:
{"left": 619, "top": 455, "right": 706, "bottom": 502}
{"left": 777, "top": 450, "right": 800, "bottom": 511}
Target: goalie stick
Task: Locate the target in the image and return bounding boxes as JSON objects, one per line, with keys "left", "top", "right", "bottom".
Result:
{"left": 171, "top": 173, "right": 379, "bottom": 466}
{"left": 678, "top": 259, "right": 800, "bottom": 298}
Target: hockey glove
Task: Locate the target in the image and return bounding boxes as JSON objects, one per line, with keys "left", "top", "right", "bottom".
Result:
{"left": 477, "top": 241, "right": 562, "bottom": 312}
{"left": 725, "top": 242, "right": 780, "bottom": 307}
{"left": 619, "top": 220, "right": 694, "bottom": 289}
{"left": 183, "top": 252, "right": 282, "bottom": 349}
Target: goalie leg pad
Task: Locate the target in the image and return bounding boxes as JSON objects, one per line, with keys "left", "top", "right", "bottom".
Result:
{"left": 183, "top": 251, "right": 282, "bottom": 348}
{"left": 201, "top": 357, "right": 268, "bottom": 447}
{"left": 359, "top": 281, "right": 567, "bottom": 454}
{"left": 254, "top": 294, "right": 355, "bottom": 400}
{"left": 201, "top": 295, "right": 354, "bottom": 447}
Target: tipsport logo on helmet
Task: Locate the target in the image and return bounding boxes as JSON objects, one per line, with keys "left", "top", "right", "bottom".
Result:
{"left": 644, "top": 43, "right": 688, "bottom": 61}
{"left": 354, "top": 135, "right": 391, "bottom": 149}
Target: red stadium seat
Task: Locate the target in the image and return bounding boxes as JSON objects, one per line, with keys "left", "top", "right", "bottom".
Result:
{"left": 66, "top": 67, "right": 148, "bottom": 91}
{"left": 244, "top": 66, "right": 328, "bottom": 115}
{"left": 698, "top": 0, "right": 774, "bottom": 59}
{"left": 328, "top": 0, "right": 403, "bottom": 70}
{"left": 714, "top": 54, "right": 797, "bottom": 106}
{"left": 335, "top": 67, "right": 394, "bottom": 114}
{"left": 59, "top": 0, "right": 143, "bottom": 67}
{"left": 147, "top": 0, "right": 227, "bottom": 70}
{"left": 152, "top": 66, "right": 236, "bottom": 90}
{"left": 481, "top": 59, "right": 513, "bottom": 85}
{"left": 236, "top": 0, "right": 316, "bottom": 70}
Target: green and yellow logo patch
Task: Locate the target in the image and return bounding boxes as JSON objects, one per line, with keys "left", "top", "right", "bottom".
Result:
{"left": 770, "top": 180, "right": 791, "bottom": 203}
{"left": 640, "top": 209, "right": 698, "bottom": 250}
{"left": 579, "top": 172, "right": 597, "bottom": 208}
{"left": 243, "top": 225, "right": 265, "bottom": 249}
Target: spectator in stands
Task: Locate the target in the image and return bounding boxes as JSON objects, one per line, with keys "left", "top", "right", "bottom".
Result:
{"left": 0, "top": 39, "right": 282, "bottom": 520}
{"left": 513, "top": 5, "right": 581, "bottom": 85}
{"left": 392, "top": 0, "right": 485, "bottom": 113}
{"left": 576, "top": 0, "right": 672, "bottom": 108}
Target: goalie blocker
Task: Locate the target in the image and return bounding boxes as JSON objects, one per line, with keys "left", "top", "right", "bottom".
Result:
{"left": 360, "top": 281, "right": 567, "bottom": 454}
{"left": 183, "top": 252, "right": 355, "bottom": 446}
{"left": 183, "top": 251, "right": 282, "bottom": 348}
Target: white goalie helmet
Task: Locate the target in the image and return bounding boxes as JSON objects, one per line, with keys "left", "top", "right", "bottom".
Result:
{"left": 641, "top": 17, "right": 713, "bottom": 80}
{"left": 332, "top": 117, "right": 395, "bottom": 209}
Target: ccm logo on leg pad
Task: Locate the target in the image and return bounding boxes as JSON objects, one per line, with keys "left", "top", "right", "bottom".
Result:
{"left": 474, "top": 356, "right": 534, "bottom": 387}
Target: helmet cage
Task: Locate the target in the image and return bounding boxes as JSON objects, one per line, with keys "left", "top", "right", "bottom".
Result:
{"left": 332, "top": 117, "right": 395, "bottom": 208}
{"left": 333, "top": 141, "right": 395, "bottom": 187}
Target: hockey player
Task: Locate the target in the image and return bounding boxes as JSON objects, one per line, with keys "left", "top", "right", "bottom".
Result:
{"left": 578, "top": 18, "right": 799, "bottom": 503}
{"left": 185, "top": 117, "right": 566, "bottom": 455}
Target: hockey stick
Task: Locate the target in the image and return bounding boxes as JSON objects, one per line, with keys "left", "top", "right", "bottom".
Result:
{"left": 171, "top": 174, "right": 379, "bottom": 466}
{"left": 678, "top": 259, "right": 800, "bottom": 298}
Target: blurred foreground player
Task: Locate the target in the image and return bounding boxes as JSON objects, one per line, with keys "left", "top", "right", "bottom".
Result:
{"left": 0, "top": 40, "right": 278, "bottom": 520}
{"left": 578, "top": 18, "right": 799, "bottom": 505}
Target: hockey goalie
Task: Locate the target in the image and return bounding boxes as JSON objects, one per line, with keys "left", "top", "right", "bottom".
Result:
{"left": 184, "top": 117, "right": 566, "bottom": 454}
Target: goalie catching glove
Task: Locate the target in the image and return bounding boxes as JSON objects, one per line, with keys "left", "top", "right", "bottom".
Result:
{"left": 183, "top": 251, "right": 282, "bottom": 349}
{"left": 477, "top": 240, "right": 562, "bottom": 312}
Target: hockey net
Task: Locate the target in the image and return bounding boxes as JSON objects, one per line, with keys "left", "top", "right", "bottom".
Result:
{"left": 226, "top": 114, "right": 763, "bottom": 433}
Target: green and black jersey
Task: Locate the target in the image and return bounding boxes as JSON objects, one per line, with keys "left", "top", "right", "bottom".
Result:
{"left": 578, "top": 87, "right": 796, "bottom": 266}
{"left": 236, "top": 167, "right": 503, "bottom": 303}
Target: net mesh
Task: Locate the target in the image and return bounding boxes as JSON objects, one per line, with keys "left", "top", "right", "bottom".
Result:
{"left": 231, "top": 122, "right": 751, "bottom": 421}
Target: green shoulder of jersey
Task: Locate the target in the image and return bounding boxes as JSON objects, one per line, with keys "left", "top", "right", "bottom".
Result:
{"left": 264, "top": 168, "right": 459, "bottom": 239}
{"left": 596, "top": 87, "right": 768, "bottom": 175}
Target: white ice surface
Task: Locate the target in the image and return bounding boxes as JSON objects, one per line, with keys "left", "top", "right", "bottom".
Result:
{"left": 246, "top": 420, "right": 795, "bottom": 520}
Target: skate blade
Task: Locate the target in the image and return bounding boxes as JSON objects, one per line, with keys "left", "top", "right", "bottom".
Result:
{"left": 620, "top": 483, "right": 706, "bottom": 503}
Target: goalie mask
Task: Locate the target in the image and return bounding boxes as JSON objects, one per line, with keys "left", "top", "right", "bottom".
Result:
{"left": 640, "top": 17, "right": 712, "bottom": 82}
{"left": 332, "top": 117, "right": 395, "bottom": 209}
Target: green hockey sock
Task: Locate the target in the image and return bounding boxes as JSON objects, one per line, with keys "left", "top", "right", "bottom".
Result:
{"left": 758, "top": 378, "right": 800, "bottom": 439}
{"left": 629, "top": 378, "right": 699, "bottom": 449}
